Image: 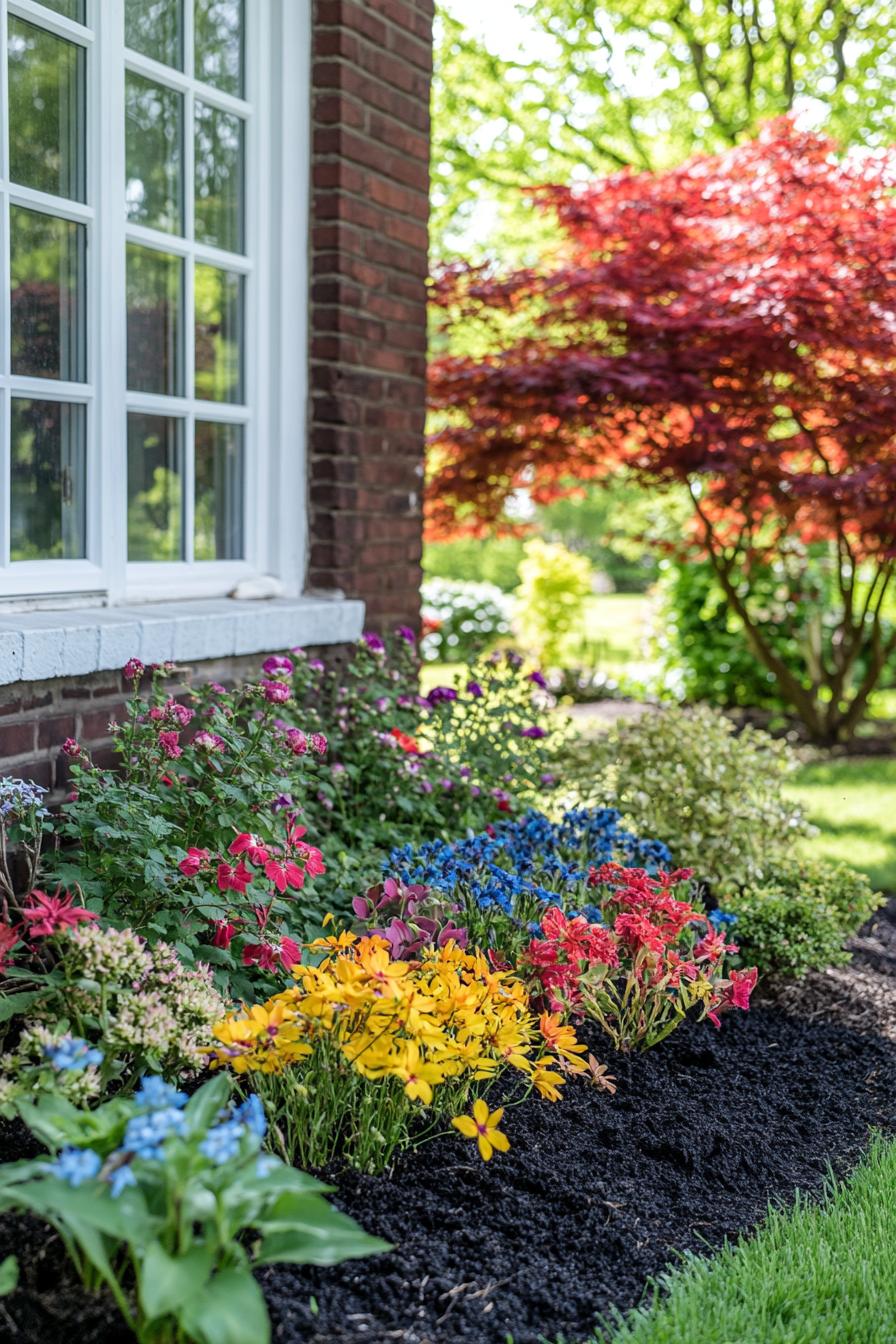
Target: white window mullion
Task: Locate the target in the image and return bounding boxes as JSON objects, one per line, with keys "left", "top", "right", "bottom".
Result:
{"left": 96, "top": 0, "right": 128, "bottom": 601}
{"left": 0, "top": 0, "right": 10, "bottom": 568}
{"left": 183, "top": 0, "right": 195, "bottom": 564}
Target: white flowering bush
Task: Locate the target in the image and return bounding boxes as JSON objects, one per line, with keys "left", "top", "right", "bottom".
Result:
{"left": 420, "top": 578, "right": 513, "bottom": 662}
{"left": 585, "top": 705, "right": 812, "bottom": 887}
{"left": 0, "top": 923, "right": 225, "bottom": 1113}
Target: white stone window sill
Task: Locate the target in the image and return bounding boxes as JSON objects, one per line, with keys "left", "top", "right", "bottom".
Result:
{"left": 0, "top": 595, "right": 365, "bottom": 686}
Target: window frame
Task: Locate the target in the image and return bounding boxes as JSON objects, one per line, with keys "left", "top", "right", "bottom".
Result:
{"left": 0, "top": 0, "right": 310, "bottom": 609}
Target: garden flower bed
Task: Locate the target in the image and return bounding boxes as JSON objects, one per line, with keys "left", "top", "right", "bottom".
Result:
{"left": 0, "top": 637, "right": 892, "bottom": 1344}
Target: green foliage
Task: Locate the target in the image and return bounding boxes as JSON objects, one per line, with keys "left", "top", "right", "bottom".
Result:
{"left": 420, "top": 578, "right": 512, "bottom": 662}
{"left": 580, "top": 706, "right": 811, "bottom": 887}
{"left": 515, "top": 538, "right": 593, "bottom": 670}
{"left": 603, "top": 1134, "right": 896, "bottom": 1344}
{"left": 722, "top": 856, "right": 884, "bottom": 981}
{"left": 0, "top": 1076, "right": 385, "bottom": 1344}
{"left": 433, "top": 0, "right": 896, "bottom": 259}
{"left": 537, "top": 479, "right": 660, "bottom": 593}
{"left": 423, "top": 536, "right": 525, "bottom": 591}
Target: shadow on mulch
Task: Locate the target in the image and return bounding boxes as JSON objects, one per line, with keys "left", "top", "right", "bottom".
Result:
{"left": 2, "top": 904, "right": 894, "bottom": 1344}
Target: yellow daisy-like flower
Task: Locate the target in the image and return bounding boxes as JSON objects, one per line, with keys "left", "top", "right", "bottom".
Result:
{"left": 451, "top": 1098, "right": 510, "bottom": 1161}
{"left": 530, "top": 1059, "right": 566, "bottom": 1102}
{"left": 538, "top": 1012, "right": 588, "bottom": 1070}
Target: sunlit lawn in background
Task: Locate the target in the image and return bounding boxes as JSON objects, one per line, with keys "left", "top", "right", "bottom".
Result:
{"left": 787, "top": 756, "right": 896, "bottom": 892}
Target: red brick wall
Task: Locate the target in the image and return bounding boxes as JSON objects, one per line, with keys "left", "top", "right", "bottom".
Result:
{"left": 308, "top": 0, "right": 432, "bottom": 629}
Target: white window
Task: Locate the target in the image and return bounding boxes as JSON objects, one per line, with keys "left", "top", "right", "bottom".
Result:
{"left": 0, "top": 0, "right": 310, "bottom": 610}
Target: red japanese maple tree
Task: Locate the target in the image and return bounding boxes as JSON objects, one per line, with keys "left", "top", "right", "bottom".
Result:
{"left": 428, "top": 121, "right": 896, "bottom": 742}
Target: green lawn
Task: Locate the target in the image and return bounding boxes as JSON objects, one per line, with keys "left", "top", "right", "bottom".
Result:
{"left": 599, "top": 1135, "right": 896, "bottom": 1344}
{"left": 787, "top": 756, "right": 896, "bottom": 892}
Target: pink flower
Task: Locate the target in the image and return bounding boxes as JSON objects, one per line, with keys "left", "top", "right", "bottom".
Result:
{"left": 229, "top": 833, "right": 270, "bottom": 866}
{"left": 178, "top": 847, "right": 210, "bottom": 878}
{"left": 21, "top": 889, "right": 97, "bottom": 938}
{"left": 261, "top": 680, "right": 291, "bottom": 704}
{"left": 285, "top": 728, "right": 307, "bottom": 756}
{"left": 211, "top": 920, "right": 237, "bottom": 949}
{"left": 217, "top": 861, "right": 253, "bottom": 896}
{"left": 62, "top": 738, "right": 81, "bottom": 758}
{"left": 262, "top": 655, "right": 293, "bottom": 678}
{"left": 724, "top": 966, "right": 758, "bottom": 1011}
{"left": 264, "top": 858, "right": 306, "bottom": 893}
{"left": 252, "top": 903, "right": 271, "bottom": 932}
{"left": 193, "top": 730, "right": 225, "bottom": 751}
{"left": 158, "top": 730, "right": 182, "bottom": 759}
{"left": 242, "top": 942, "right": 279, "bottom": 972}
{"left": 310, "top": 732, "right": 328, "bottom": 755}
{"left": 123, "top": 657, "right": 145, "bottom": 681}
{"left": 167, "top": 701, "right": 194, "bottom": 728}
{"left": 295, "top": 842, "right": 326, "bottom": 877}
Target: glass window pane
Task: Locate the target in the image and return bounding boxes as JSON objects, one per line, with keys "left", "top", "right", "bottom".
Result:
{"left": 195, "top": 422, "right": 244, "bottom": 560}
{"left": 195, "top": 264, "right": 243, "bottom": 403}
{"left": 8, "top": 18, "right": 85, "bottom": 202}
{"left": 11, "top": 207, "right": 86, "bottom": 382}
{"left": 10, "top": 399, "right": 86, "bottom": 561}
{"left": 126, "top": 244, "right": 183, "bottom": 395}
{"left": 126, "top": 73, "right": 184, "bottom": 234}
{"left": 194, "top": 0, "right": 244, "bottom": 96}
{"left": 36, "top": 0, "right": 86, "bottom": 20}
{"left": 125, "top": 0, "right": 183, "bottom": 69}
{"left": 194, "top": 102, "right": 244, "bottom": 253}
{"left": 127, "top": 414, "right": 184, "bottom": 561}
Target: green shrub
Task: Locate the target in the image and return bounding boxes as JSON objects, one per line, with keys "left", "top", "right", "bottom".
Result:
{"left": 515, "top": 538, "right": 593, "bottom": 669}
{"left": 422, "top": 536, "right": 525, "bottom": 591}
{"left": 585, "top": 705, "right": 811, "bottom": 887}
{"left": 724, "top": 856, "right": 884, "bottom": 979}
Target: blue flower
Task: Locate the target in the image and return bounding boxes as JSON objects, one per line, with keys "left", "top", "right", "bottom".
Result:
{"left": 49, "top": 1147, "right": 102, "bottom": 1187}
{"left": 709, "top": 909, "right": 738, "bottom": 929}
{"left": 44, "top": 1036, "right": 103, "bottom": 1072}
{"left": 233, "top": 1094, "right": 267, "bottom": 1140}
{"left": 134, "top": 1075, "right": 188, "bottom": 1111}
{"left": 200, "top": 1120, "right": 246, "bottom": 1165}
{"left": 124, "top": 1106, "right": 187, "bottom": 1161}
{"left": 107, "top": 1162, "right": 138, "bottom": 1198}
{"left": 255, "top": 1154, "right": 280, "bottom": 1178}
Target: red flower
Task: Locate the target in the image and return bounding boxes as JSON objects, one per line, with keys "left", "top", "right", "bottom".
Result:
{"left": 723, "top": 966, "right": 758, "bottom": 1011}
{"left": 229, "top": 833, "right": 270, "bottom": 866}
{"left": 279, "top": 936, "right": 301, "bottom": 972}
{"left": 285, "top": 728, "right": 307, "bottom": 755}
{"left": 62, "top": 738, "right": 81, "bottom": 758}
{"left": 21, "top": 889, "right": 97, "bottom": 938}
{"left": 694, "top": 930, "right": 739, "bottom": 962}
{"left": 242, "top": 942, "right": 279, "bottom": 971}
{"left": 295, "top": 842, "right": 326, "bottom": 878}
{"left": 264, "top": 858, "right": 305, "bottom": 893}
{"left": 0, "top": 923, "right": 20, "bottom": 971}
{"left": 211, "top": 920, "right": 237, "bottom": 949}
{"left": 178, "top": 847, "right": 210, "bottom": 878}
{"left": 390, "top": 727, "right": 421, "bottom": 754}
{"left": 613, "top": 911, "right": 668, "bottom": 956}
{"left": 158, "top": 730, "right": 182, "bottom": 759}
{"left": 217, "top": 861, "right": 253, "bottom": 896}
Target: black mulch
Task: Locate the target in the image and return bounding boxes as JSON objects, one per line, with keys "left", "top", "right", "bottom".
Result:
{"left": 2, "top": 902, "right": 894, "bottom": 1344}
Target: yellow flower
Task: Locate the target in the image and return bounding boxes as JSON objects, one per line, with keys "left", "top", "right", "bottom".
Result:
{"left": 538, "top": 1012, "right": 588, "bottom": 1069}
{"left": 451, "top": 1098, "right": 510, "bottom": 1161}
{"left": 530, "top": 1059, "right": 566, "bottom": 1102}
{"left": 391, "top": 1041, "right": 446, "bottom": 1104}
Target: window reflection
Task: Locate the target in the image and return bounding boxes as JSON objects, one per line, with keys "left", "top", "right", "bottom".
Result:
{"left": 127, "top": 414, "right": 184, "bottom": 561}
{"left": 11, "top": 206, "right": 86, "bottom": 382}
{"left": 194, "top": 421, "right": 243, "bottom": 560}
{"left": 10, "top": 399, "right": 87, "bottom": 561}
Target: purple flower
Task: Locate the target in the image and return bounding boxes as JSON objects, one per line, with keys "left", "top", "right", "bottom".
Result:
{"left": 505, "top": 651, "right": 524, "bottom": 669}
{"left": 419, "top": 779, "right": 434, "bottom": 794}
{"left": 427, "top": 686, "right": 458, "bottom": 707}
{"left": 540, "top": 772, "right": 556, "bottom": 787}
{"left": 396, "top": 625, "right": 416, "bottom": 644}
{"left": 528, "top": 669, "right": 548, "bottom": 689}
{"left": 262, "top": 655, "right": 294, "bottom": 678}
{"left": 363, "top": 632, "right": 385, "bottom": 653}
{"left": 374, "top": 697, "right": 389, "bottom": 713}
{"left": 309, "top": 659, "right": 325, "bottom": 673}
{"left": 271, "top": 793, "right": 294, "bottom": 812}
{"left": 440, "top": 778, "right": 454, "bottom": 791}
{"left": 466, "top": 681, "right": 484, "bottom": 698}
{"left": 397, "top": 694, "right": 414, "bottom": 709}
{"left": 520, "top": 725, "right": 547, "bottom": 739}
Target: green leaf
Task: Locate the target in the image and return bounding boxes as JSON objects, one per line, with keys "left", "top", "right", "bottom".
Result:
{"left": 0, "top": 1255, "right": 18, "bottom": 1296}
{"left": 178, "top": 1268, "right": 270, "bottom": 1344}
{"left": 184, "top": 1074, "right": 231, "bottom": 1130}
{"left": 256, "top": 1195, "right": 391, "bottom": 1266}
{"left": 0, "top": 990, "right": 41, "bottom": 1023}
{"left": 138, "top": 1242, "right": 213, "bottom": 1320}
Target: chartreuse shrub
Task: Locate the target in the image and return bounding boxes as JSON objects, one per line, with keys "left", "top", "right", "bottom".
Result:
{"left": 0, "top": 1075, "right": 385, "bottom": 1344}
{"left": 720, "top": 856, "right": 884, "bottom": 979}
{"left": 601, "top": 1135, "right": 896, "bottom": 1344}
{"left": 210, "top": 931, "right": 588, "bottom": 1175}
{"left": 515, "top": 537, "right": 593, "bottom": 669}
{"left": 582, "top": 705, "right": 811, "bottom": 888}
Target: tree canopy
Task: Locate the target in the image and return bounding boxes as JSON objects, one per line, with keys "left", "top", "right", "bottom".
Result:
{"left": 428, "top": 121, "right": 896, "bottom": 740}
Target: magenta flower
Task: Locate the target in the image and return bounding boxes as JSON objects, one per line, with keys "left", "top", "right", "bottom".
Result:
{"left": 396, "top": 625, "right": 416, "bottom": 644}
{"left": 123, "top": 657, "right": 145, "bottom": 681}
{"left": 178, "top": 847, "right": 210, "bottom": 877}
{"left": 193, "top": 730, "right": 225, "bottom": 751}
{"left": 158, "top": 730, "right": 182, "bottom": 758}
{"left": 528, "top": 669, "right": 548, "bottom": 689}
{"left": 279, "top": 936, "right": 302, "bottom": 972}
{"left": 427, "top": 686, "right": 457, "bottom": 707}
{"left": 285, "top": 728, "right": 307, "bottom": 755}
{"left": 22, "top": 889, "right": 97, "bottom": 938}
{"left": 211, "top": 919, "right": 237, "bottom": 949}
{"left": 466, "top": 681, "right": 484, "bottom": 697}
{"left": 520, "top": 725, "right": 547, "bottom": 739}
{"left": 262, "top": 655, "right": 294, "bottom": 678}
{"left": 362, "top": 632, "right": 385, "bottom": 653}
{"left": 62, "top": 738, "right": 81, "bottom": 758}
{"left": 242, "top": 942, "right": 279, "bottom": 972}
{"left": 309, "top": 732, "right": 328, "bottom": 755}
{"left": 261, "top": 680, "right": 291, "bottom": 704}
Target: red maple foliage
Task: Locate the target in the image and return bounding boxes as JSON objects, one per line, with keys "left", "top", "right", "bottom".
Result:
{"left": 428, "top": 121, "right": 896, "bottom": 741}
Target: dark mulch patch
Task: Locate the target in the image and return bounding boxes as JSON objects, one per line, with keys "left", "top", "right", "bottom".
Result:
{"left": 2, "top": 903, "right": 894, "bottom": 1344}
